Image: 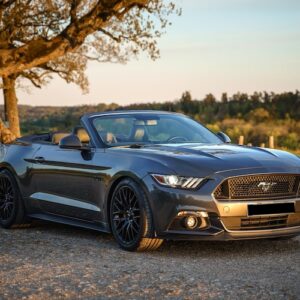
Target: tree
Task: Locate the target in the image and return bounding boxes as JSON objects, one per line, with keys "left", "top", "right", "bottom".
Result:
{"left": 203, "top": 93, "right": 216, "bottom": 105}
{"left": 0, "top": 0, "right": 177, "bottom": 140}
{"left": 179, "top": 91, "right": 193, "bottom": 113}
{"left": 221, "top": 92, "right": 228, "bottom": 103}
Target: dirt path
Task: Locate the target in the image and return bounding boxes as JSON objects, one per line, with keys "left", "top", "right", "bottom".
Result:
{"left": 0, "top": 222, "right": 299, "bottom": 299}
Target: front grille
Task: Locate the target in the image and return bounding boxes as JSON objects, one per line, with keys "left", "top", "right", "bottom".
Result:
{"left": 214, "top": 174, "right": 300, "bottom": 201}
{"left": 240, "top": 215, "right": 288, "bottom": 230}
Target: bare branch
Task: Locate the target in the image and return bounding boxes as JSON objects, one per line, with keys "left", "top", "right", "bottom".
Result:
{"left": 98, "top": 28, "right": 121, "bottom": 42}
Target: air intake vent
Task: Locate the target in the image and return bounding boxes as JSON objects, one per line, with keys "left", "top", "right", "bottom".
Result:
{"left": 240, "top": 215, "right": 288, "bottom": 230}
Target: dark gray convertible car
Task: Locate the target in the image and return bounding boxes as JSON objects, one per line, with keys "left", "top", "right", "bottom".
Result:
{"left": 0, "top": 111, "right": 300, "bottom": 251}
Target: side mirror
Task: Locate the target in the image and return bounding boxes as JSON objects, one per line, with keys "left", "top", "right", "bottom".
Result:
{"left": 217, "top": 132, "right": 231, "bottom": 143}
{"left": 59, "top": 134, "right": 83, "bottom": 149}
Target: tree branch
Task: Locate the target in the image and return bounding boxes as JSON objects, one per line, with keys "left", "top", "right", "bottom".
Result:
{"left": 19, "top": 70, "right": 44, "bottom": 88}
{"left": 0, "top": 0, "right": 148, "bottom": 77}
{"left": 98, "top": 28, "right": 121, "bottom": 42}
{"left": 0, "top": 0, "right": 16, "bottom": 11}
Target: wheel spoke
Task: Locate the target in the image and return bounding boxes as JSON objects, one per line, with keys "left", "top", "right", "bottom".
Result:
{"left": 114, "top": 216, "right": 127, "bottom": 222}
{"left": 116, "top": 219, "right": 127, "bottom": 232}
{"left": 128, "top": 223, "right": 135, "bottom": 239}
{"left": 124, "top": 223, "right": 130, "bottom": 241}
{"left": 132, "top": 219, "right": 140, "bottom": 230}
{"left": 132, "top": 194, "right": 139, "bottom": 207}
{"left": 0, "top": 177, "right": 15, "bottom": 222}
{"left": 131, "top": 222, "right": 139, "bottom": 233}
{"left": 121, "top": 189, "right": 129, "bottom": 208}
{"left": 113, "top": 202, "right": 125, "bottom": 213}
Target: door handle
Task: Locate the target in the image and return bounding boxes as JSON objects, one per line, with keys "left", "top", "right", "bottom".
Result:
{"left": 34, "top": 156, "right": 45, "bottom": 163}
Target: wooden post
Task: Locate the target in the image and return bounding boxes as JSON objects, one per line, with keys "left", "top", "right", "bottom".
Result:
{"left": 260, "top": 143, "right": 265, "bottom": 148}
{"left": 238, "top": 136, "right": 244, "bottom": 145}
{"left": 269, "top": 136, "right": 274, "bottom": 149}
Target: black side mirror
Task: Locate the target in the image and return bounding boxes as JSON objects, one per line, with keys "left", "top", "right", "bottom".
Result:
{"left": 217, "top": 132, "right": 231, "bottom": 143}
{"left": 59, "top": 134, "right": 83, "bottom": 149}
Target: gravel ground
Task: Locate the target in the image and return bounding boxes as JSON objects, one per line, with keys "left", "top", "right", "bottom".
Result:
{"left": 0, "top": 221, "right": 299, "bottom": 300}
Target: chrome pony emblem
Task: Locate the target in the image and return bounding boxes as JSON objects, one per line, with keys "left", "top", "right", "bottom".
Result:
{"left": 258, "top": 182, "right": 277, "bottom": 192}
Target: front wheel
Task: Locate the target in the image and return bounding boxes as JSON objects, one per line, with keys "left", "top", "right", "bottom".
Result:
{"left": 110, "top": 178, "right": 163, "bottom": 251}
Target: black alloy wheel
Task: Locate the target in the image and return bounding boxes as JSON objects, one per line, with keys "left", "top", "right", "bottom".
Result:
{"left": 0, "top": 176, "right": 15, "bottom": 222}
{"left": 111, "top": 185, "right": 141, "bottom": 244}
{"left": 110, "top": 178, "right": 163, "bottom": 251}
{"left": 0, "top": 170, "right": 29, "bottom": 228}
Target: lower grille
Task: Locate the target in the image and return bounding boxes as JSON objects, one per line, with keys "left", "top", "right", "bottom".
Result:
{"left": 221, "top": 212, "right": 300, "bottom": 232}
{"left": 240, "top": 215, "right": 288, "bottom": 230}
{"left": 214, "top": 174, "right": 300, "bottom": 201}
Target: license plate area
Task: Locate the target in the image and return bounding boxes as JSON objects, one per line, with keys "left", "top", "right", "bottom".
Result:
{"left": 248, "top": 203, "right": 295, "bottom": 216}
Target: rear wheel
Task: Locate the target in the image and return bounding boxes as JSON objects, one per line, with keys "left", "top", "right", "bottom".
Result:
{"left": 0, "top": 170, "right": 30, "bottom": 229}
{"left": 110, "top": 178, "right": 163, "bottom": 251}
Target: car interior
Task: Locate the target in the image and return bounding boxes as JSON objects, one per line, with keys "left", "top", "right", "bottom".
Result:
{"left": 17, "top": 126, "right": 121, "bottom": 146}
{"left": 18, "top": 126, "right": 91, "bottom": 146}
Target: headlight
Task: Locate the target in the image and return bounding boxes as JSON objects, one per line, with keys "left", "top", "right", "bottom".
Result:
{"left": 151, "top": 174, "right": 204, "bottom": 189}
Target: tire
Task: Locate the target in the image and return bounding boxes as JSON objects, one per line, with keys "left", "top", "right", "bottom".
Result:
{"left": 110, "top": 178, "right": 163, "bottom": 251}
{"left": 0, "top": 170, "right": 30, "bottom": 229}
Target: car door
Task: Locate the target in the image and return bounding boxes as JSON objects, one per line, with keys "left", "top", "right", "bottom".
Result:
{"left": 30, "top": 143, "right": 108, "bottom": 222}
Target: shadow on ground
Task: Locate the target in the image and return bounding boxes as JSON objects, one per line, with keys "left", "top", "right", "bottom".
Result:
{"left": 13, "top": 220, "right": 300, "bottom": 256}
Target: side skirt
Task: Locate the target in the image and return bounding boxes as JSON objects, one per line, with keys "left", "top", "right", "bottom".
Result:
{"left": 28, "top": 212, "right": 111, "bottom": 233}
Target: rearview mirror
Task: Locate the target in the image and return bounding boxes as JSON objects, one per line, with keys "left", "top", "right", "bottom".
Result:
{"left": 217, "top": 132, "right": 231, "bottom": 143}
{"left": 59, "top": 134, "right": 83, "bottom": 149}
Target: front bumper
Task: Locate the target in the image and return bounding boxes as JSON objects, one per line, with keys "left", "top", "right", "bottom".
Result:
{"left": 161, "top": 225, "right": 300, "bottom": 241}
{"left": 143, "top": 168, "right": 300, "bottom": 241}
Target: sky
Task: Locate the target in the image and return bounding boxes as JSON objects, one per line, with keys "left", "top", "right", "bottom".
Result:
{"left": 6, "top": 0, "right": 300, "bottom": 106}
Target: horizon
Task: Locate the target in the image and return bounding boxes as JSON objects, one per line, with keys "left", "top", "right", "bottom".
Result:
{"left": 1, "top": 0, "right": 300, "bottom": 107}
{"left": 1, "top": 89, "right": 299, "bottom": 108}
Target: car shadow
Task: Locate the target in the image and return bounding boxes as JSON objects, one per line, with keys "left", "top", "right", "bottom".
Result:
{"left": 157, "top": 237, "right": 300, "bottom": 257}
{"left": 22, "top": 220, "right": 300, "bottom": 257}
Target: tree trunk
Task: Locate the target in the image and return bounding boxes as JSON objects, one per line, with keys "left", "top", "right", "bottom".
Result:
{"left": 0, "top": 118, "right": 16, "bottom": 144}
{"left": 2, "top": 75, "right": 21, "bottom": 138}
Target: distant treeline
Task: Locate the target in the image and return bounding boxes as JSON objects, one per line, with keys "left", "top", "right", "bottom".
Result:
{"left": 123, "top": 91, "right": 300, "bottom": 123}
{"left": 0, "top": 91, "right": 299, "bottom": 151}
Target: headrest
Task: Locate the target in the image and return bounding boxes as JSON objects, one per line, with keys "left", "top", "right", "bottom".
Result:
{"left": 134, "top": 128, "right": 145, "bottom": 141}
{"left": 73, "top": 126, "right": 90, "bottom": 143}
{"left": 52, "top": 132, "right": 70, "bottom": 144}
{"left": 130, "top": 125, "right": 148, "bottom": 142}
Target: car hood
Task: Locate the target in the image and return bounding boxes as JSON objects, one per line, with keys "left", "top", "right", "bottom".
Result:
{"left": 112, "top": 143, "right": 300, "bottom": 177}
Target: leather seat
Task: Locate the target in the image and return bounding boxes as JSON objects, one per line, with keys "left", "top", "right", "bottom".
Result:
{"left": 52, "top": 132, "right": 70, "bottom": 144}
{"left": 72, "top": 126, "right": 90, "bottom": 144}
{"left": 129, "top": 125, "right": 148, "bottom": 142}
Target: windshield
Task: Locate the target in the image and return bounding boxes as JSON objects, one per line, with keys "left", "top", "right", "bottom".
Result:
{"left": 91, "top": 113, "right": 222, "bottom": 146}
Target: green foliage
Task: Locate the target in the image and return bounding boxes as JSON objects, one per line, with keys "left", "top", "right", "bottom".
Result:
{"left": 122, "top": 91, "right": 300, "bottom": 151}
{"left": 1, "top": 90, "right": 298, "bottom": 151}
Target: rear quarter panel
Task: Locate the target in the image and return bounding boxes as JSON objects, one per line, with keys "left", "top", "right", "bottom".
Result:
{"left": 0, "top": 142, "right": 40, "bottom": 200}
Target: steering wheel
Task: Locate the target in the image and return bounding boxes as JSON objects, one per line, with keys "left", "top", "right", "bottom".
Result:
{"left": 167, "top": 136, "right": 188, "bottom": 143}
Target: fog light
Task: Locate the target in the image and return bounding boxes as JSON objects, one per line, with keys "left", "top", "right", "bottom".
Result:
{"left": 184, "top": 216, "right": 198, "bottom": 230}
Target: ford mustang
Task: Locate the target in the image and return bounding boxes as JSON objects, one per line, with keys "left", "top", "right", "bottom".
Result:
{"left": 0, "top": 111, "right": 300, "bottom": 251}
